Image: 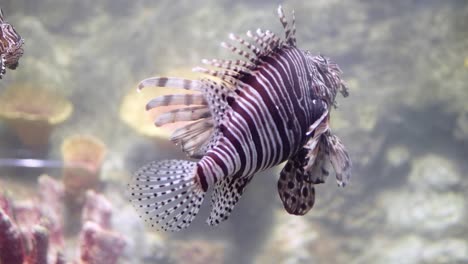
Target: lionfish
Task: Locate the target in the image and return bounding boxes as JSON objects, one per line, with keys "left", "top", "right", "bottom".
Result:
{"left": 128, "top": 6, "right": 351, "bottom": 231}
{"left": 0, "top": 9, "right": 24, "bottom": 79}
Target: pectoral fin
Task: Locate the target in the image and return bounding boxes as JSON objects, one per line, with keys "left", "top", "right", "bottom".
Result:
{"left": 277, "top": 149, "right": 316, "bottom": 215}
{"left": 325, "top": 134, "right": 352, "bottom": 187}
{"left": 277, "top": 111, "right": 332, "bottom": 216}
{"left": 0, "top": 55, "right": 6, "bottom": 79}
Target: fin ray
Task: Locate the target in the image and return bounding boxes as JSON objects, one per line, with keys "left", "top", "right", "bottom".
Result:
{"left": 207, "top": 175, "right": 253, "bottom": 226}
{"left": 325, "top": 134, "right": 352, "bottom": 187}
{"left": 138, "top": 77, "right": 202, "bottom": 91}
{"left": 146, "top": 94, "right": 207, "bottom": 110}
{"left": 170, "top": 119, "right": 215, "bottom": 157}
{"left": 155, "top": 106, "right": 211, "bottom": 126}
{"left": 128, "top": 160, "right": 206, "bottom": 231}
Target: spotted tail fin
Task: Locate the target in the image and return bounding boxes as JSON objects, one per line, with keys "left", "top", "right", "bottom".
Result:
{"left": 128, "top": 160, "right": 206, "bottom": 232}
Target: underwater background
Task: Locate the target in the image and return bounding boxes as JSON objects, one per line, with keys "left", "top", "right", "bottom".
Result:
{"left": 0, "top": 0, "right": 467, "bottom": 263}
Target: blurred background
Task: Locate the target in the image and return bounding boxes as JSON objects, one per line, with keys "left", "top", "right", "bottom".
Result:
{"left": 0, "top": 0, "right": 467, "bottom": 263}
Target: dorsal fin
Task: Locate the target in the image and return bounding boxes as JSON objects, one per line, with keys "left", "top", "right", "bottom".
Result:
{"left": 137, "top": 6, "right": 298, "bottom": 158}
{"left": 197, "top": 5, "right": 297, "bottom": 85}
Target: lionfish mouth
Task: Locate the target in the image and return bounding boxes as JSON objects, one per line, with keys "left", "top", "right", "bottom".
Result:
{"left": 6, "top": 61, "right": 19, "bottom": 69}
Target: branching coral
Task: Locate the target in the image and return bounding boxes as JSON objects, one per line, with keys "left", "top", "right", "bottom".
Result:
{"left": 0, "top": 175, "right": 126, "bottom": 264}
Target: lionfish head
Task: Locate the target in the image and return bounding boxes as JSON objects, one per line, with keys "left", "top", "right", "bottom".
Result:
{"left": 4, "top": 37, "right": 24, "bottom": 70}
{"left": 307, "top": 53, "right": 349, "bottom": 107}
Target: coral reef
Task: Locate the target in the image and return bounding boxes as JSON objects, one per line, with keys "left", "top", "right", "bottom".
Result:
{"left": 169, "top": 239, "right": 226, "bottom": 264}
{"left": 359, "top": 235, "right": 468, "bottom": 264}
{"left": 254, "top": 209, "right": 348, "bottom": 264}
{"left": 78, "top": 191, "right": 126, "bottom": 264}
{"left": 379, "top": 154, "right": 466, "bottom": 235}
{"left": 0, "top": 174, "right": 64, "bottom": 264}
{"left": 60, "top": 135, "right": 106, "bottom": 208}
{"left": 0, "top": 208, "right": 24, "bottom": 264}
{"left": 1, "top": 1, "right": 467, "bottom": 263}
{"left": 0, "top": 175, "right": 126, "bottom": 264}
{"left": 0, "top": 84, "right": 72, "bottom": 148}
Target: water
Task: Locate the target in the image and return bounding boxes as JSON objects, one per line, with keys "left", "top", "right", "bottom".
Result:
{"left": 0, "top": 1, "right": 467, "bottom": 263}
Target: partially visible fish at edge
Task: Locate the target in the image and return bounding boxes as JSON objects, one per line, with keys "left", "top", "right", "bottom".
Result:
{"left": 128, "top": 5, "right": 352, "bottom": 231}
{"left": 0, "top": 8, "right": 24, "bottom": 79}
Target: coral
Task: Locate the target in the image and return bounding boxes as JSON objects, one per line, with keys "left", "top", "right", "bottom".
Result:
{"left": 378, "top": 154, "right": 465, "bottom": 235}
{"left": 0, "top": 175, "right": 126, "bottom": 264}
{"left": 408, "top": 154, "right": 461, "bottom": 192}
{"left": 79, "top": 222, "right": 125, "bottom": 264}
{"left": 359, "top": 235, "right": 468, "bottom": 264}
{"left": 78, "top": 191, "right": 126, "bottom": 264}
{"left": 0, "top": 208, "right": 24, "bottom": 264}
{"left": 81, "top": 191, "right": 112, "bottom": 230}
{"left": 255, "top": 209, "right": 320, "bottom": 264}
{"left": 0, "top": 84, "right": 72, "bottom": 147}
{"left": 385, "top": 145, "right": 410, "bottom": 168}
{"left": 60, "top": 135, "right": 106, "bottom": 208}
{"left": 170, "top": 239, "right": 225, "bottom": 264}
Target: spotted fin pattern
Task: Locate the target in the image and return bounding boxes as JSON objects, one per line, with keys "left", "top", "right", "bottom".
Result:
{"left": 278, "top": 154, "right": 317, "bottom": 215}
{"left": 278, "top": 107, "right": 331, "bottom": 215}
{"left": 207, "top": 175, "right": 253, "bottom": 226}
{"left": 130, "top": 5, "right": 352, "bottom": 231}
{"left": 278, "top": 119, "right": 352, "bottom": 215}
{"left": 128, "top": 160, "right": 206, "bottom": 231}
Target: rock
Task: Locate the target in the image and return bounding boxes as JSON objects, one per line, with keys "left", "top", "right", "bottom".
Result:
{"left": 385, "top": 145, "right": 410, "bottom": 168}
{"left": 408, "top": 154, "right": 461, "bottom": 192}
{"left": 361, "top": 236, "right": 468, "bottom": 264}
{"left": 381, "top": 190, "right": 464, "bottom": 234}
{"left": 422, "top": 238, "right": 468, "bottom": 264}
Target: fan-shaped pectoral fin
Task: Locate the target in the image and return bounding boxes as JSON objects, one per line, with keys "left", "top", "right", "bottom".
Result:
{"left": 277, "top": 149, "right": 316, "bottom": 215}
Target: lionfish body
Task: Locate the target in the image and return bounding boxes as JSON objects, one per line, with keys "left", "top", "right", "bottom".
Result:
{"left": 129, "top": 6, "right": 352, "bottom": 231}
{"left": 0, "top": 9, "right": 24, "bottom": 79}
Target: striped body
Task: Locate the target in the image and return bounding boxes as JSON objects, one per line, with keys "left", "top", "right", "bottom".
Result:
{"left": 0, "top": 9, "right": 24, "bottom": 79}
{"left": 128, "top": 6, "right": 352, "bottom": 231}
{"left": 197, "top": 46, "right": 329, "bottom": 189}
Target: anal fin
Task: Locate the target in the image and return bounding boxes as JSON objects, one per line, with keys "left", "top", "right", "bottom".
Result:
{"left": 207, "top": 175, "right": 253, "bottom": 226}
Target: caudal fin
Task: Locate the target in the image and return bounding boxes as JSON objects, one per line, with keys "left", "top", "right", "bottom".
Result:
{"left": 128, "top": 160, "right": 206, "bottom": 232}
